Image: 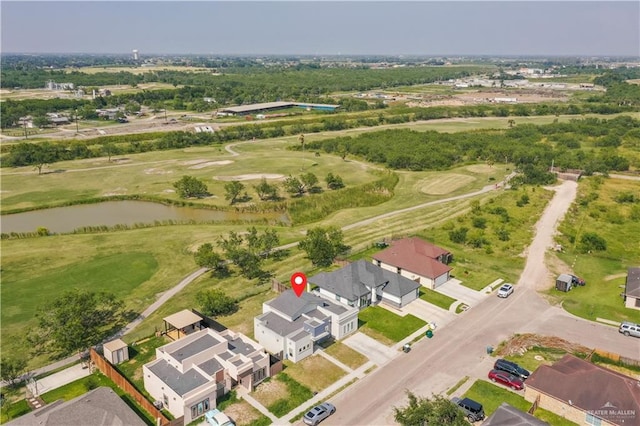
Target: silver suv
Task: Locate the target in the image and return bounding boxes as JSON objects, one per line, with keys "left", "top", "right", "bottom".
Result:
{"left": 619, "top": 321, "right": 640, "bottom": 338}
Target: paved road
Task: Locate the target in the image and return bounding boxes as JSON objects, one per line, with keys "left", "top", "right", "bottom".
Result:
{"left": 324, "top": 180, "right": 640, "bottom": 426}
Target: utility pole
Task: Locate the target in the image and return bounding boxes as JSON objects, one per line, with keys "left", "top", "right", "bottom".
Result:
{"left": 164, "top": 109, "right": 168, "bottom": 123}
{"left": 24, "top": 120, "right": 28, "bottom": 139}
{"left": 75, "top": 109, "right": 79, "bottom": 133}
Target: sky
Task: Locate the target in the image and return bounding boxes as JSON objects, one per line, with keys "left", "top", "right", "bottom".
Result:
{"left": 1, "top": 1, "right": 639, "bottom": 57}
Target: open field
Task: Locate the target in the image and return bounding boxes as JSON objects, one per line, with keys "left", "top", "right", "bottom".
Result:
{"left": 548, "top": 176, "right": 640, "bottom": 324}
{"left": 71, "top": 65, "right": 214, "bottom": 74}
{"left": 323, "top": 341, "right": 368, "bottom": 369}
{"left": 252, "top": 373, "right": 314, "bottom": 417}
{"left": 0, "top": 82, "right": 180, "bottom": 102}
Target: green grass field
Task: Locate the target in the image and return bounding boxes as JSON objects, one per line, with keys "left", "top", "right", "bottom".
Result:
{"left": 463, "top": 380, "right": 577, "bottom": 426}
{"left": 420, "top": 288, "right": 456, "bottom": 311}
{"left": 358, "top": 306, "right": 426, "bottom": 345}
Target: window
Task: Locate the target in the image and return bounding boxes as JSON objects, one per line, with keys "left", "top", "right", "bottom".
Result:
{"left": 586, "top": 413, "right": 602, "bottom": 426}
{"left": 163, "top": 394, "right": 168, "bottom": 406}
{"left": 190, "top": 398, "right": 210, "bottom": 419}
{"left": 254, "top": 367, "right": 266, "bottom": 382}
{"left": 397, "top": 267, "right": 402, "bottom": 274}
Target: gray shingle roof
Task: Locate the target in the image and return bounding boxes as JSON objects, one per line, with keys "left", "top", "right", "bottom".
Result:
{"left": 482, "top": 402, "right": 549, "bottom": 425}
{"left": 310, "top": 260, "right": 420, "bottom": 299}
{"left": 625, "top": 267, "right": 640, "bottom": 298}
{"left": 198, "top": 358, "right": 223, "bottom": 376}
{"left": 226, "top": 336, "right": 257, "bottom": 356}
{"left": 5, "top": 387, "right": 147, "bottom": 426}
{"left": 147, "top": 360, "right": 209, "bottom": 396}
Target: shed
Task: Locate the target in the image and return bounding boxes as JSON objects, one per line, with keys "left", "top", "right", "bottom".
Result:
{"left": 103, "top": 339, "right": 129, "bottom": 364}
{"left": 556, "top": 274, "right": 573, "bottom": 292}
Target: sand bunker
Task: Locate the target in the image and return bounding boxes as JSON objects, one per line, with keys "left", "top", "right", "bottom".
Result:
{"left": 144, "top": 168, "right": 173, "bottom": 175}
{"left": 215, "top": 174, "right": 285, "bottom": 181}
{"left": 189, "top": 160, "right": 233, "bottom": 169}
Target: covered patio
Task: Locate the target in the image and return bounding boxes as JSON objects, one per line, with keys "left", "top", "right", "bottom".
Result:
{"left": 163, "top": 309, "right": 203, "bottom": 340}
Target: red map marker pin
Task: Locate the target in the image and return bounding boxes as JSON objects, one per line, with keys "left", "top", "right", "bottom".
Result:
{"left": 290, "top": 272, "right": 307, "bottom": 297}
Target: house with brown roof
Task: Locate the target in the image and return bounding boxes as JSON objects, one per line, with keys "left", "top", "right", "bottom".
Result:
{"left": 524, "top": 354, "right": 640, "bottom": 426}
{"left": 623, "top": 267, "right": 640, "bottom": 310}
{"left": 372, "top": 237, "right": 453, "bottom": 289}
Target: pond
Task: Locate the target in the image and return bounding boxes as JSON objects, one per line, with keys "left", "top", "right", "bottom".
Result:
{"left": 0, "top": 200, "right": 288, "bottom": 234}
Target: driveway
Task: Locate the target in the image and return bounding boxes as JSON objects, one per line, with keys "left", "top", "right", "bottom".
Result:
{"left": 27, "top": 363, "right": 91, "bottom": 396}
{"left": 435, "top": 278, "right": 487, "bottom": 307}
{"left": 342, "top": 332, "right": 398, "bottom": 366}
{"left": 391, "top": 299, "right": 457, "bottom": 328}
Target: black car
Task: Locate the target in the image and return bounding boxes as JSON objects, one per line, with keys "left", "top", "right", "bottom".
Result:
{"left": 494, "top": 358, "right": 530, "bottom": 380}
{"left": 451, "top": 397, "right": 485, "bottom": 422}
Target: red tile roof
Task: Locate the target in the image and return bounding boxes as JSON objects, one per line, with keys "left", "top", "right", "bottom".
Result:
{"left": 372, "top": 237, "right": 452, "bottom": 280}
{"left": 527, "top": 355, "right": 640, "bottom": 426}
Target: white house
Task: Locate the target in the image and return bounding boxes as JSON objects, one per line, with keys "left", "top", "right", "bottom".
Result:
{"left": 309, "top": 259, "right": 421, "bottom": 310}
{"left": 372, "top": 237, "right": 453, "bottom": 289}
{"left": 143, "top": 328, "right": 269, "bottom": 424}
{"left": 254, "top": 290, "right": 358, "bottom": 363}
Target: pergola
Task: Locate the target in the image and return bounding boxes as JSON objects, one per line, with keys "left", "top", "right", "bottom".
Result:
{"left": 162, "top": 310, "right": 203, "bottom": 340}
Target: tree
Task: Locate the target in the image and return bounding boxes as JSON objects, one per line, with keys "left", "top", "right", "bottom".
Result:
{"left": 0, "top": 357, "right": 27, "bottom": 386}
{"left": 301, "top": 172, "right": 320, "bottom": 193}
{"left": 325, "top": 172, "right": 345, "bottom": 190}
{"left": 27, "top": 290, "right": 126, "bottom": 357}
{"left": 173, "top": 175, "right": 209, "bottom": 198}
{"left": 394, "top": 392, "right": 467, "bottom": 426}
{"left": 102, "top": 142, "right": 118, "bottom": 162}
{"left": 194, "top": 243, "right": 228, "bottom": 276}
{"left": 32, "top": 142, "right": 56, "bottom": 175}
{"left": 32, "top": 114, "right": 51, "bottom": 128}
{"left": 448, "top": 227, "right": 468, "bottom": 244}
{"left": 507, "top": 119, "right": 516, "bottom": 128}
{"left": 283, "top": 175, "right": 305, "bottom": 196}
{"left": 299, "top": 226, "right": 349, "bottom": 267}
{"left": 224, "top": 180, "right": 245, "bottom": 204}
{"left": 254, "top": 177, "right": 278, "bottom": 200}
{"left": 124, "top": 101, "right": 141, "bottom": 115}
{"left": 197, "top": 289, "right": 238, "bottom": 317}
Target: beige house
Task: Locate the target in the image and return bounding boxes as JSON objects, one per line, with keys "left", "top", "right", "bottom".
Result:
{"left": 254, "top": 290, "right": 358, "bottom": 363}
{"left": 524, "top": 355, "right": 640, "bottom": 426}
{"left": 143, "top": 328, "right": 270, "bottom": 424}
{"left": 623, "top": 267, "right": 640, "bottom": 310}
{"left": 372, "top": 237, "right": 453, "bottom": 289}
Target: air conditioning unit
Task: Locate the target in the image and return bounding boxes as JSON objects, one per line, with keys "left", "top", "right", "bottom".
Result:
{"left": 153, "top": 400, "right": 163, "bottom": 409}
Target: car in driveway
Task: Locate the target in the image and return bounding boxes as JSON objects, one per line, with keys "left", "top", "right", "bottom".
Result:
{"left": 619, "top": 321, "right": 640, "bottom": 338}
{"left": 497, "top": 283, "right": 514, "bottom": 298}
{"left": 204, "top": 409, "right": 235, "bottom": 426}
{"left": 488, "top": 369, "right": 524, "bottom": 390}
{"left": 303, "top": 403, "right": 336, "bottom": 425}
{"left": 494, "top": 358, "right": 530, "bottom": 380}
{"left": 451, "top": 397, "right": 485, "bottom": 422}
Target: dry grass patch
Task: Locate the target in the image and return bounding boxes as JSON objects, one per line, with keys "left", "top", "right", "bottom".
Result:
{"left": 251, "top": 378, "right": 289, "bottom": 407}
{"left": 283, "top": 355, "right": 347, "bottom": 393}
{"left": 224, "top": 400, "right": 264, "bottom": 426}
{"left": 324, "top": 342, "right": 368, "bottom": 369}
{"left": 417, "top": 173, "right": 476, "bottom": 195}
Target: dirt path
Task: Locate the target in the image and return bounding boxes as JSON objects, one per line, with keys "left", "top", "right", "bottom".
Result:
{"left": 517, "top": 180, "right": 578, "bottom": 291}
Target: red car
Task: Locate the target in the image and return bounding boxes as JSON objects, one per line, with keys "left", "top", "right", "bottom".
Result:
{"left": 488, "top": 369, "right": 524, "bottom": 390}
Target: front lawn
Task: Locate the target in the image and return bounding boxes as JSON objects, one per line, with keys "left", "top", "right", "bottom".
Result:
{"left": 463, "top": 380, "right": 577, "bottom": 426}
{"left": 282, "top": 355, "right": 347, "bottom": 392}
{"left": 358, "top": 306, "right": 426, "bottom": 345}
{"left": 324, "top": 341, "right": 368, "bottom": 369}
{"left": 252, "top": 373, "right": 313, "bottom": 417}
{"left": 420, "top": 288, "right": 456, "bottom": 310}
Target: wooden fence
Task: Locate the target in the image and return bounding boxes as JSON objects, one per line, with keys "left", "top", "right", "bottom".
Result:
{"left": 90, "top": 348, "right": 170, "bottom": 426}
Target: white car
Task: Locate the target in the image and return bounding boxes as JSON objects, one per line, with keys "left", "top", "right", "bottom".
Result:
{"left": 497, "top": 283, "right": 514, "bottom": 298}
{"left": 205, "top": 409, "right": 235, "bottom": 426}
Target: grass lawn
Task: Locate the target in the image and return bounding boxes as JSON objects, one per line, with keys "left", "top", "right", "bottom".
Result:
{"left": 0, "top": 398, "right": 31, "bottom": 423}
{"left": 115, "top": 336, "right": 168, "bottom": 391}
{"left": 358, "top": 306, "right": 426, "bottom": 345}
{"left": 463, "top": 380, "right": 577, "bottom": 426}
{"left": 252, "top": 373, "right": 313, "bottom": 417}
{"left": 324, "top": 341, "right": 368, "bottom": 369}
{"left": 282, "top": 355, "right": 347, "bottom": 393}
{"left": 551, "top": 176, "right": 640, "bottom": 324}
{"left": 39, "top": 372, "right": 156, "bottom": 425}
{"left": 420, "top": 288, "right": 456, "bottom": 311}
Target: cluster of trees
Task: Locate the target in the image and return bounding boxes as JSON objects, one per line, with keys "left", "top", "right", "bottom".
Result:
{"left": 305, "top": 116, "right": 637, "bottom": 179}
{"left": 298, "top": 226, "right": 349, "bottom": 267}
{"left": 194, "top": 227, "right": 281, "bottom": 282}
